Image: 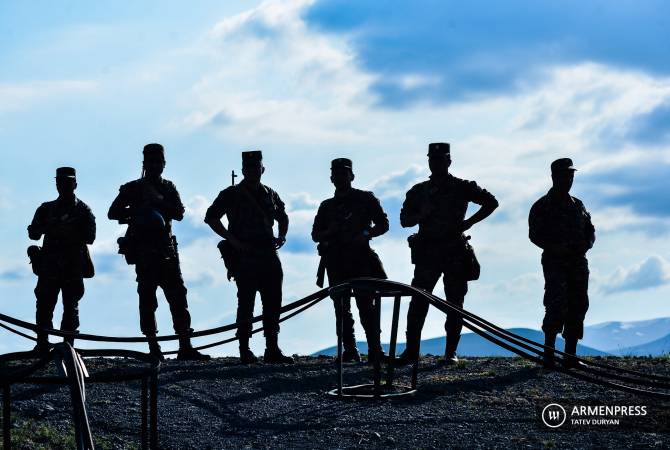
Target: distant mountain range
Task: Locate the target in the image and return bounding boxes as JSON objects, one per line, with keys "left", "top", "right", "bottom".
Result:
{"left": 313, "top": 318, "right": 670, "bottom": 357}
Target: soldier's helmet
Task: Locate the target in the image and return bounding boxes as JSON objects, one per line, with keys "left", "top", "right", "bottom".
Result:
{"left": 133, "top": 206, "right": 167, "bottom": 237}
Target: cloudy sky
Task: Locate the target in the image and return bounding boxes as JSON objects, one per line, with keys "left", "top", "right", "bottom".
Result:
{"left": 1, "top": 0, "right": 669, "bottom": 356}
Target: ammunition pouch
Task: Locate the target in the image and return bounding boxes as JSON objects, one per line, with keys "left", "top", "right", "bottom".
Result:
{"left": 81, "top": 245, "right": 95, "bottom": 279}
{"left": 217, "top": 239, "right": 239, "bottom": 281}
{"left": 117, "top": 235, "right": 138, "bottom": 265}
{"left": 27, "top": 245, "right": 42, "bottom": 276}
{"left": 316, "top": 242, "right": 328, "bottom": 288}
{"left": 463, "top": 239, "right": 480, "bottom": 281}
{"left": 408, "top": 233, "right": 480, "bottom": 281}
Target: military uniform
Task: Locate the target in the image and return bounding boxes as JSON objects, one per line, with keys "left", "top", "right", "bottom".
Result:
{"left": 312, "top": 158, "right": 389, "bottom": 360}
{"left": 108, "top": 176, "right": 192, "bottom": 337}
{"left": 108, "top": 144, "right": 208, "bottom": 360}
{"left": 28, "top": 167, "right": 96, "bottom": 349}
{"left": 204, "top": 152, "right": 288, "bottom": 353}
{"left": 400, "top": 143, "right": 497, "bottom": 360}
{"left": 529, "top": 159, "right": 595, "bottom": 344}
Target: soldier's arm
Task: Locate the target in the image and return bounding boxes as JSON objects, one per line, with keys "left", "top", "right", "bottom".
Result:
{"left": 368, "top": 193, "right": 389, "bottom": 238}
{"left": 273, "top": 191, "right": 289, "bottom": 240}
{"left": 204, "top": 190, "right": 235, "bottom": 239}
{"left": 528, "top": 201, "right": 548, "bottom": 249}
{"left": 155, "top": 182, "right": 185, "bottom": 222}
{"left": 27, "top": 204, "right": 48, "bottom": 240}
{"left": 462, "top": 182, "right": 499, "bottom": 231}
{"left": 311, "top": 203, "right": 331, "bottom": 242}
{"left": 399, "top": 185, "right": 423, "bottom": 228}
{"left": 580, "top": 202, "right": 596, "bottom": 252}
{"left": 108, "top": 185, "right": 133, "bottom": 223}
{"left": 80, "top": 205, "right": 96, "bottom": 245}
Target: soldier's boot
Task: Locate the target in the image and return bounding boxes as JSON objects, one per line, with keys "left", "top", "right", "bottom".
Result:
{"left": 338, "top": 334, "right": 361, "bottom": 363}
{"left": 263, "top": 334, "right": 294, "bottom": 364}
{"left": 396, "top": 331, "right": 421, "bottom": 366}
{"left": 63, "top": 330, "right": 79, "bottom": 348}
{"left": 440, "top": 323, "right": 463, "bottom": 365}
{"left": 32, "top": 332, "right": 50, "bottom": 354}
{"left": 562, "top": 338, "right": 579, "bottom": 369}
{"left": 340, "top": 347, "right": 361, "bottom": 363}
{"left": 365, "top": 336, "right": 386, "bottom": 366}
{"left": 147, "top": 337, "right": 165, "bottom": 363}
{"left": 177, "top": 335, "right": 211, "bottom": 361}
{"left": 543, "top": 332, "right": 557, "bottom": 368}
{"left": 238, "top": 337, "right": 258, "bottom": 364}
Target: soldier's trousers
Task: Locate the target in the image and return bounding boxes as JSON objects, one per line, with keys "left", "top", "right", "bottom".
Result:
{"left": 234, "top": 252, "right": 283, "bottom": 340}
{"left": 405, "top": 264, "right": 468, "bottom": 354}
{"left": 327, "top": 251, "right": 386, "bottom": 354}
{"left": 541, "top": 254, "right": 589, "bottom": 340}
{"left": 34, "top": 276, "right": 84, "bottom": 343}
{"left": 135, "top": 255, "right": 192, "bottom": 336}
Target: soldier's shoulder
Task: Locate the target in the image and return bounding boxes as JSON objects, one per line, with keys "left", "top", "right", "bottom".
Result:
{"left": 449, "top": 174, "right": 477, "bottom": 188}
{"left": 530, "top": 193, "right": 551, "bottom": 211}
{"left": 119, "top": 178, "right": 142, "bottom": 192}
{"left": 407, "top": 180, "right": 430, "bottom": 194}
{"left": 570, "top": 195, "right": 585, "bottom": 206}
{"left": 213, "top": 185, "right": 239, "bottom": 202}
{"left": 353, "top": 188, "right": 379, "bottom": 201}
{"left": 37, "top": 199, "right": 57, "bottom": 211}
{"left": 261, "top": 183, "right": 280, "bottom": 196}
{"left": 160, "top": 178, "right": 178, "bottom": 190}
{"left": 75, "top": 198, "right": 94, "bottom": 213}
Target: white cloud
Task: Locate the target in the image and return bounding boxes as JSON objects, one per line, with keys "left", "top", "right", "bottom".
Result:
{"left": 600, "top": 255, "right": 670, "bottom": 295}
{"left": 0, "top": 81, "right": 98, "bottom": 114}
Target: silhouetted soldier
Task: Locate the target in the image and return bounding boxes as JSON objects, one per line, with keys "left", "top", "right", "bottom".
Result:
{"left": 312, "top": 158, "right": 389, "bottom": 363}
{"left": 108, "top": 143, "right": 209, "bottom": 361}
{"left": 205, "top": 150, "right": 294, "bottom": 364}
{"left": 28, "top": 167, "right": 96, "bottom": 351}
{"left": 529, "top": 158, "right": 595, "bottom": 368}
{"left": 398, "top": 143, "right": 498, "bottom": 365}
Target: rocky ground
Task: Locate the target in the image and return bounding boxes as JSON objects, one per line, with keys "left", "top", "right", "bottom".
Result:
{"left": 2, "top": 356, "right": 669, "bottom": 449}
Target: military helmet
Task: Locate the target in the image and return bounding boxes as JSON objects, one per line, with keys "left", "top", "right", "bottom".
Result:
{"left": 133, "top": 207, "right": 167, "bottom": 236}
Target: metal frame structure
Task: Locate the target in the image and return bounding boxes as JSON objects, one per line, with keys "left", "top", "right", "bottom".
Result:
{"left": 1, "top": 346, "right": 159, "bottom": 450}
{"left": 1, "top": 278, "right": 669, "bottom": 449}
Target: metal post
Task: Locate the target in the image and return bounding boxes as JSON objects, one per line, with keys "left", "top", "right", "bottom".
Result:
{"left": 141, "top": 377, "right": 148, "bottom": 450}
{"left": 336, "top": 294, "right": 344, "bottom": 396}
{"left": 386, "top": 295, "right": 402, "bottom": 386}
{"left": 150, "top": 371, "right": 158, "bottom": 450}
{"left": 372, "top": 295, "right": 382, "bottom": 398}
{"left": 3, "top": 384, "right": 10, "bottom": 450}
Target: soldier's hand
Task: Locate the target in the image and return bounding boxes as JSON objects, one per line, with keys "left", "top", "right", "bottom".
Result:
{"left": 460, "top": 218, "right": 473, "bottom": 233}
{"left": 275, "top": 235, "right": 286, "bottom": 249}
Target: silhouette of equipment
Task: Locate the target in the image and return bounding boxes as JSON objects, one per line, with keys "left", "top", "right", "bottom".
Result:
{"left": 2, "top": 278, "right": 670, "bottom": 449}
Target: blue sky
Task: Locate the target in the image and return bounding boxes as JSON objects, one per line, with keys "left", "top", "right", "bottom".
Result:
{"left": 1, "top": 0, "right": 669, "bottom": 355}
